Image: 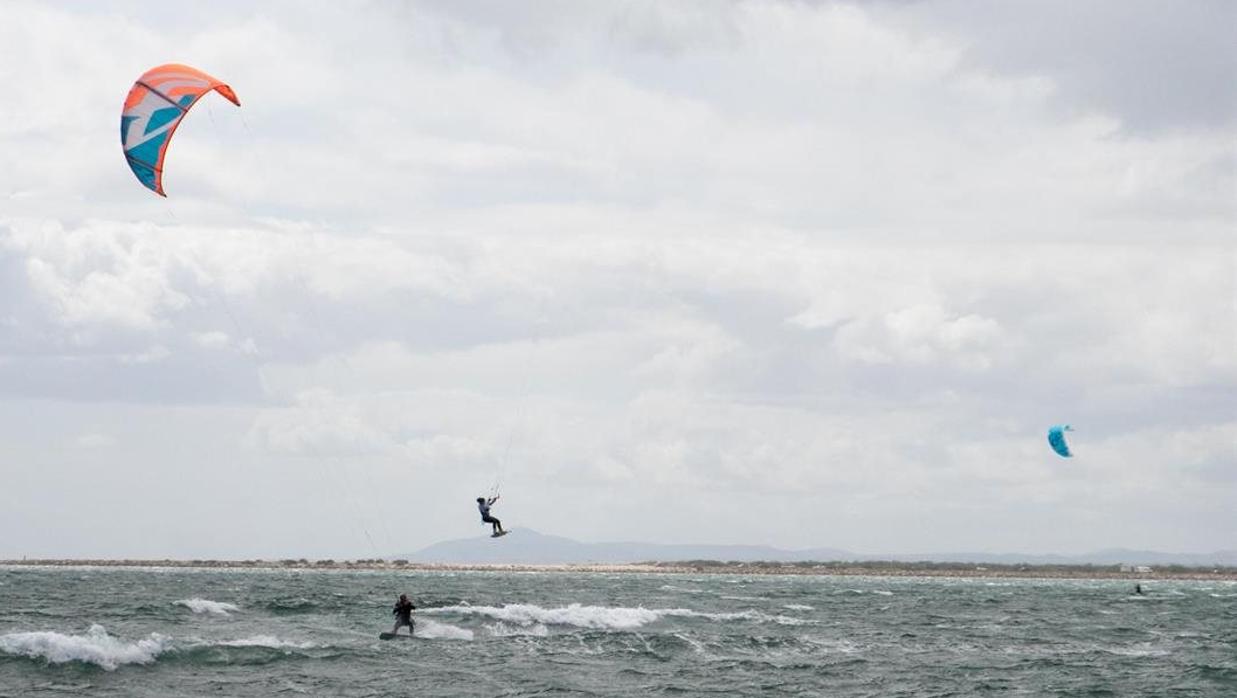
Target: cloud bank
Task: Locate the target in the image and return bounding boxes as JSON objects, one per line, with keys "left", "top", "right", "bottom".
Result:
{"left": 1, "top": 1, "right": 1232, "bottom": 558}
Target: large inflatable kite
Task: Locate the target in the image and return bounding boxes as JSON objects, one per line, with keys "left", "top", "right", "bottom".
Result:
{"left": 1047, "top": 424, "right": 1074, "bottom": 458}
{"left": 120, "top": 64, "right": 240, "bottom": 196}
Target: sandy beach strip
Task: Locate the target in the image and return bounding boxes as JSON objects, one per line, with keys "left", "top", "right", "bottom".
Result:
{"left": 2, "top": 559, "right": 1234, "bottom": 581}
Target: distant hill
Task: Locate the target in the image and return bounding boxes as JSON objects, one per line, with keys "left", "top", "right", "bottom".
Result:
{"left": 399, "top": 531, "right": 1237, "bottom": 567}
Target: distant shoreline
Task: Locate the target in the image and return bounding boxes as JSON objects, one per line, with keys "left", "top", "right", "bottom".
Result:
{"left": 3, "top": 559, "right": 1235, "bottom": 581}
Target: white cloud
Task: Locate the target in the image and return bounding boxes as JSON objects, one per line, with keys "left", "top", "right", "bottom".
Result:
{"left": 7, "top": 221, "right": 191, "bottom": 331}
{"left": 834, "top": 304, "right": 1005, "bottom": 370}
{"left": 249, "top": 389, "right": 396, "bottom": 457}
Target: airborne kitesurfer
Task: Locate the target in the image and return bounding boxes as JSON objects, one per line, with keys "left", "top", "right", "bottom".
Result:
{"left": 477, "top": 495, "right": 504, "bottom": 536}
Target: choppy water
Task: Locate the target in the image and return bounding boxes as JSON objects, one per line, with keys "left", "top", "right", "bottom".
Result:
{"left": 1, "top": 567, "right": 1234, "bottom": 696}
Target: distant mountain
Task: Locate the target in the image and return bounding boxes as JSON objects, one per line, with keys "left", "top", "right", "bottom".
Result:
{"left": 399, "top": 531, "right": 1237, "bottom": 567}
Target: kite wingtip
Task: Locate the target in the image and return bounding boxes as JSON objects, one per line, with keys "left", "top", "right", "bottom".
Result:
{"left": 217, "top": 84, "right": 241, "bottom": 107}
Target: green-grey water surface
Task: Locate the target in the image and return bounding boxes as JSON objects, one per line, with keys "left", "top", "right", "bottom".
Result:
{"left": 1, "top": 567, "right": 1234, "bottom": 696}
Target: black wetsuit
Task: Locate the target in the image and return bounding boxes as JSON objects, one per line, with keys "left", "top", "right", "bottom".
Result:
{"left": 479, "top": 500, "right": 502, "bottom": 533}
{"left": 392, "top": 599, "right": 415, "bottom": 633}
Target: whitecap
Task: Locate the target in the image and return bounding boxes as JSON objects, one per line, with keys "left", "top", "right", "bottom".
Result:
{"left": 427, "top": 603, "right": 813, "bottom": 630}
{"left": 175, "top": 598, "right": 240, "bottom": 616}
{"left": 783, "top": 603, "right": 814, "bottom": 611}
{"left": 0, "top": 624, "right": 170, "bottom": 671}
{"left": 804, "top": 636, "right": 861, "bottom": 654}
{"left": 667, "top": 608, "right": 815, "bottom": 626}
{"left": 428, "top": 603, "right": 664, "bottom": 630}
{"left": 414, "top": 618, "right": 474, "bottom": 641}
{"left": 659, "top": 584, "right": 703, "bottom": 594}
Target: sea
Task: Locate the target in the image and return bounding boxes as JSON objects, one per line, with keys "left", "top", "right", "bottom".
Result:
{"left": 1, "top": 566, "right": 1234, "bottom": 696}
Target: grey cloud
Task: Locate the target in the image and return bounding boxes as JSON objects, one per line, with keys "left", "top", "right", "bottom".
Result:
{"left": 880, "top": 0, "right": 1237, "bottom": 133}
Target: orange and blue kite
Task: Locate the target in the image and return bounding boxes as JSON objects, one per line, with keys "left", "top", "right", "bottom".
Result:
{"left": 120, "top": 64, "right": 240, "bottom": 196}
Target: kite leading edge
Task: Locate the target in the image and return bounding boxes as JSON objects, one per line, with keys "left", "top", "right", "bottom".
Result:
{"left": 120, "top": 63, "right": 240, "bottom": 196}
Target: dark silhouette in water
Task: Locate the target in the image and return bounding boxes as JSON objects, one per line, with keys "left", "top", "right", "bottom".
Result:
{"left": 391, "top": 594, "right": 416, "bottom": 635}
{"left": 1134, "top": 584, "right": 1144, "bottom": 595}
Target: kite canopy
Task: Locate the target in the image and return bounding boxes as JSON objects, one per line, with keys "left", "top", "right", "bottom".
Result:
{"left": 120, "top": 63, "right": 240, "bottom": 196}
{"left": 1048, "top": 424, "right": 1074, "bottom": 458}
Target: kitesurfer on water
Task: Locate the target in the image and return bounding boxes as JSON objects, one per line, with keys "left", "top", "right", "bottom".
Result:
{"left": 391, "top": 594, "right": 415, "bottom": 635}
{"left": 477, "top": 495, "right": 504, "bottom": 536}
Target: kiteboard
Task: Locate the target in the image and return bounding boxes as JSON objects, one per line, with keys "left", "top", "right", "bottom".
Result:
{"left": 380, "top": 632, "right": 415, "bottom": 640}
{"left": 491, "top": 530, "right": 510, "bottom": 538}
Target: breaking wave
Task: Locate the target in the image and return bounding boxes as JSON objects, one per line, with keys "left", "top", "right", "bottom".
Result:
{"left": 0, "top": 624, "right": 171, "bottom": 671}
{"left": 175, "top": 598, "right": 240, "bottom": 616}
{"left": 426, "top": 603, "right": 811, "bottom": 630}
{"left": 0, "top": 625, "right": 328, "bottom": 671}
{"left": 414, "top": 619, "right": 474, "bottom": 641}
{"left": 428, "top": 603, "right": 662, "bottom": 630}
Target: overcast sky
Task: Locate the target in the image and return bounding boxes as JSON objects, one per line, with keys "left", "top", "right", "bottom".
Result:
{"left": 1, "top": 0, "right": 1233, "bottom": 559}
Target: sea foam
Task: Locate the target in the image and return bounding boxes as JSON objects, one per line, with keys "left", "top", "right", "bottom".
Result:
{"left": 487, "top": 622, "right": 550, "bottom": 637}
{"left": 415, "top": 618, "right": 474, "bottom": 640}
{"left": 0, "top": 624, "right": 170, "bottom": 670}
{"left": 429, "top": 603, "right": 664, "bottom": 630}
{"left": 175, "top": 598, "right": 241, "bottom": 616}
{"left": 428, "top": 603, "right": 810, "bottom": 630}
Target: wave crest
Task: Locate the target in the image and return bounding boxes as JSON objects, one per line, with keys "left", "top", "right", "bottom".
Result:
{"left": 415, "top": 619, "right": 474, "bottom": 640}
{"left": 427, "top": 603, "right": 811, "bottom": 630}
{"left": 429, "top": 603, "right": 663, "bottom": 630}
{"left": 0, "top": 624, "right": 170, "bottom": 671}
{"left": 175, "top": 598, "right": 240, "bottom": 616}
